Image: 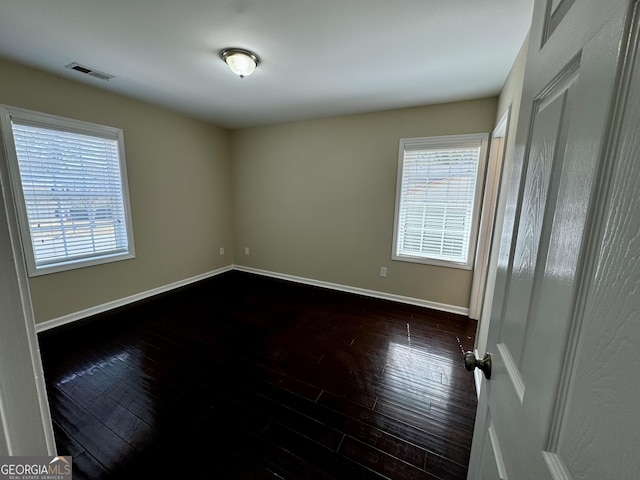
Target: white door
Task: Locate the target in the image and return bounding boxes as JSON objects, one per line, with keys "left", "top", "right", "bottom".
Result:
{"left": 0, "top": 118, "right": 56, "bottom": 454}
{"left": 467, "top": 0, "right": 640, "bottom": 478}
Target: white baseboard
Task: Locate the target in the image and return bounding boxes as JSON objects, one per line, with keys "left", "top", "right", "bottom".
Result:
{"left": 35, "top": 266, "right": 234, "bottom": 333}
{"left": 36, "top": 264, "right": 469, "bottom": 333}
{"left": 234, "top": 265, "right": 469, "bottom": 316}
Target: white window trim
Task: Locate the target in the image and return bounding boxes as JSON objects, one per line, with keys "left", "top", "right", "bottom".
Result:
{"left": 0, "top": 105, "right": 135, "bottom": 276}
{"left": 392, "top": 133, "right": 489, "bottom": 270}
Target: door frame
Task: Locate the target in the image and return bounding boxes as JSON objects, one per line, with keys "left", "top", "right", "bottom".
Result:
{"left": 0, "top": 123, "right": 56, "bottom": 455}
{"left": 469, "top": 108, "right": 511, "bottom": 322}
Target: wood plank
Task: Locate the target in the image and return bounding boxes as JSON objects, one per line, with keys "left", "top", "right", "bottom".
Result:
{"left": 39, "top": 271, "right": 477, "bottom": 478}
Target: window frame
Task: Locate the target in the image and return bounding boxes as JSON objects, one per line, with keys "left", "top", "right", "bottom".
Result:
{"left": 0, "top": 105, "right": 135, "bottom": 276}
{"left": 392, "top": 133, "right": 489, "bottom": 270}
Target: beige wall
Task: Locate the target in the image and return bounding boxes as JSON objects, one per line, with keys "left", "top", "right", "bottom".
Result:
{"left": 0, "top": 57, "right": 234, "bottom": 323}
{"left": 0, "top": 56, "right": 505, "bottom": 321}
{"left": 231, "top": 98, "right": 498, "bottom": 309}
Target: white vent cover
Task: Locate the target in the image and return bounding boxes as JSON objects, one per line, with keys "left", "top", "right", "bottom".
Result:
{"left": 65, "top": 62, "right": 114, "bottom": 81}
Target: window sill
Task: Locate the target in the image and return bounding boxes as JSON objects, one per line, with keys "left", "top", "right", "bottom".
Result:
{"left": 392, "top": 254, "right": 473, "bottom": 270}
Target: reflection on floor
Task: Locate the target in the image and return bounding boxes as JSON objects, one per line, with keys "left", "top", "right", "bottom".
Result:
{"left": 39, "top": 271, "right": 478, "bottom": 479}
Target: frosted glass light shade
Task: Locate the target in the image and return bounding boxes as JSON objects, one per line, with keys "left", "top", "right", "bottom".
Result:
{"left": 221, "top": 48, "right": 260, "bottom": 78}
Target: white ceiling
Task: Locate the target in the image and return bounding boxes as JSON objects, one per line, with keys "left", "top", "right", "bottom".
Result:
{"left": 0, "top": 1, "right": 534, "bottom": 129}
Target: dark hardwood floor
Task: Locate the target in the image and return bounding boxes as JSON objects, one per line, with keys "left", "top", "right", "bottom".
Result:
{"left": 38, "top": 271, "right": 478, "bottom": 479}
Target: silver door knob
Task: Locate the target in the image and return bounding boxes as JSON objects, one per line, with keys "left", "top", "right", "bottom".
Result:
{"left": 464, "top": 351, "right": 492, "bottom": 379}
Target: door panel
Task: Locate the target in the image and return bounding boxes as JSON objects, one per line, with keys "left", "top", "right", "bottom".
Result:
{"left": 543, "top": 0, "right": 576, "bottom": 43}
{"left": 480, "top": 420, "right": 508, "bottom": 480}
{"left": 500, "top": 74, "right": 573, "bottom": 368}
{"left": 470, "top": 388, "right": 509, "bottom": 480}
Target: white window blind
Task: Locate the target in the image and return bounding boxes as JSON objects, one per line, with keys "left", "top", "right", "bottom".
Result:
{"left": 0, "top": 106, "right": 135, "bottom": 275}
{"left": 393, "top": 134, "right": 488, "bottom": 269}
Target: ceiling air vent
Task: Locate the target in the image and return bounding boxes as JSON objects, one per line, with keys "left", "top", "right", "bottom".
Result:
{"left": 65, "top": 62, "right": 114, "bottom": 81}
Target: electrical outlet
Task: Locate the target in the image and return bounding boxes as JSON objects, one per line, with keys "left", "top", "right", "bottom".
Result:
{"left": 244, "top": 247, "right": 250, "bottom": 255}
{"left": 380, "top": 267, "right": 387, "bottom": 277}
{"left": 219, "top": 247, "right": 224, "bottom": 256}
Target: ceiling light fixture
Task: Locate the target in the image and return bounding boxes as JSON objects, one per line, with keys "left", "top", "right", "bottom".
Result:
{"left": 220, "top": 48, "right": 260, "bottom": 78}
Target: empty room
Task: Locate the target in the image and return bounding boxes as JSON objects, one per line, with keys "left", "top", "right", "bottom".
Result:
{"left": 1, "top": 1, "right": 639, "bottom": 479}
